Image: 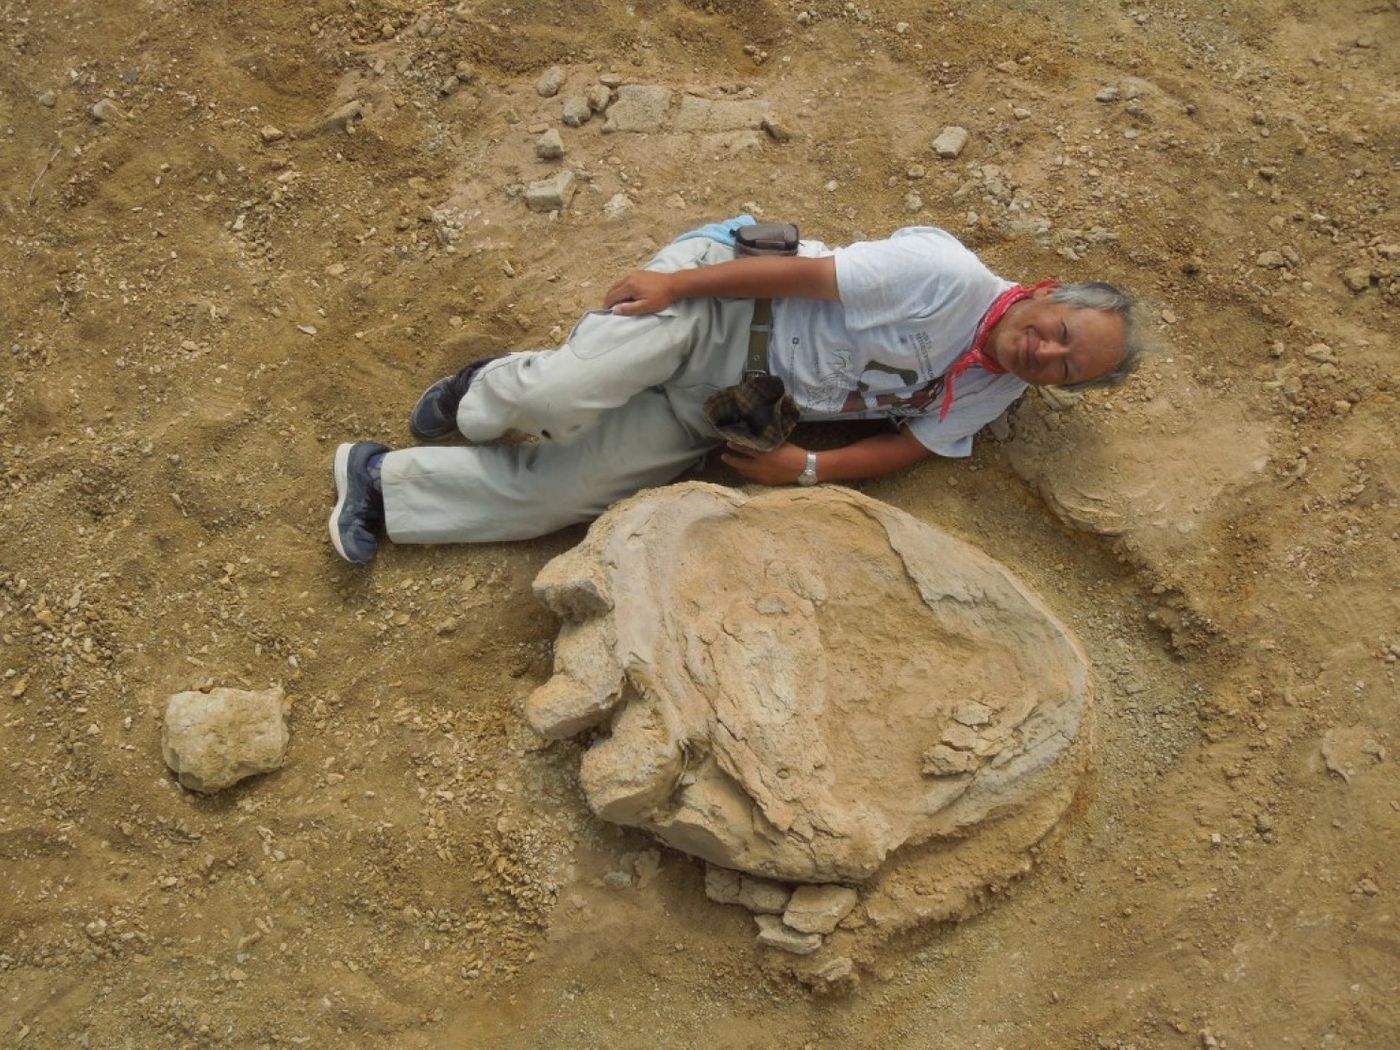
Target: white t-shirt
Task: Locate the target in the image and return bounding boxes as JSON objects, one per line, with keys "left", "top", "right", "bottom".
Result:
{"left": 769, "top": 227, "right": 1027, "bottom": 458}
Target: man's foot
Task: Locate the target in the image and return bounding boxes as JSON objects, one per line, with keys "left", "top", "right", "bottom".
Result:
{"left": 408, "top": 356, "right": 504, "bottom": 441}
{"left": 329, "top": 442, "right": 389, "bottom": 564}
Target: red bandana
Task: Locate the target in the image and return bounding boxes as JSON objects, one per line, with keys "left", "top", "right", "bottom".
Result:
{"left": 939, "top": 280, "right": 1060, "bottom": 420}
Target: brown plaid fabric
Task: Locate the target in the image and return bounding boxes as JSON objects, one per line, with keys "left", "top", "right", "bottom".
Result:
{"left": 702, "top": 297, "right": 800, "bottom": 451}
{"left": 703, "top": 372, "right": 799, "bottom": 452}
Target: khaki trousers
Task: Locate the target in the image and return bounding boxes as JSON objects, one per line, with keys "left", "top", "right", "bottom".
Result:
{"left": 381, "top": 238, "right": 753, "bottom": 544}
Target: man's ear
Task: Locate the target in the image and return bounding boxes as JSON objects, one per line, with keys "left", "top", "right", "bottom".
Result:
{"left": 1030, "top": 285, "right": 1056, "bottom": 300}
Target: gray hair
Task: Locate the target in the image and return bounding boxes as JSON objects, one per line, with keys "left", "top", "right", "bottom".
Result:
{"left": 1050, "top": 281, "right": 1149, "bottom": 390}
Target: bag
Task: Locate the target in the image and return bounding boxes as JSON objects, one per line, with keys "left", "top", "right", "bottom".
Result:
{"left": 734, "top": 223, "right": 799, "bottom": 257}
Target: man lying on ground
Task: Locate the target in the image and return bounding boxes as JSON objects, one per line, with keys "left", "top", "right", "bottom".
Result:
{"left": 328, "top": 220, "right": 1144, "bottom": 563}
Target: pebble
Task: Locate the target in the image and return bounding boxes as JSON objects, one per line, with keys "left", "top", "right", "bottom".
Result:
{"left": 1255, "top": 250, "right": 1286, "bottom": 268}
{"left": 536, "top": 65, "right": 566, "bottom": 98}
{"left": 603, "top": 193, "right": 635, "bottom": 220}
{"left": 995, "top": 60, "right": 1019, "bottom": 74}
{"left": 37, "top": 90, "right": 56, "bottom": 107}
{"left": 455, "top": 60, "right": 475, "bottom": 83}
{"left": 321, "top": 99, "right": 364, "bottom": 132}
{"left": 561, "top": 95, "right": 591, "bottom": 127}
{"left": 259, "top": 125, "right": 285, "bottom": 144}
{"left": 783, "top": 884, "right": 858, "bottom": 934}
{"left": 703, "top": 865, "right": 742, "bottom": 905}
{"left": 755, "top": 914, "right": 822, "bottom": 955}
{"left": 1161, "top": 309, "right": 1178, "bottom": 324}
{"left": 535, "top": 128, "right": 565, "bottom": 160}
{"left": 90, "top": 98, "right": 124, "bottom": 122}
{"left": 761, "top": 116, "right": 794, "bottom": 143}
{"left": 736, "top": 875, "right": 791, "bottom": 914}
{"left": 525, "top": 170, "right": 576, "bottom": 212}
{"left": 161, "top": 686, "right": 289, "bottom": 795}
{"left": 813, "top": 956, "right": 857, "bottom": 992}
{"left": 903, "top": 190, "right": 923, "bottom": 213}
{"left": 1341, "top": 267, "right": 1371, "bottom": 292}
{"left": 586, "top": 84, "right": 612, "bottom": 112}
{"left": 599, "top": 73, "right": 623, "bottom": 88}
{"left": 954, "top": 701, "right": 992, "bottom": 726}
{"left": 932, "top": 125, "right": 969, "bottom": 158}
{"left": 1095, "top": 85, "right": 1121, "bottom": 103}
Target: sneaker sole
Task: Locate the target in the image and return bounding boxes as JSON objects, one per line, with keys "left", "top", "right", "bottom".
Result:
{"left": 328, "top": 443, "right": 354, "bottom": 561}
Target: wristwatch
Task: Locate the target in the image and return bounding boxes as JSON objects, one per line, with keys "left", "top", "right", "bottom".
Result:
{"left": 796, "top": 450, "right": 819, "bottom": 487}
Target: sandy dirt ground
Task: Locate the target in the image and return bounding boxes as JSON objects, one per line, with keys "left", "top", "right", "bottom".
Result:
{"left": 1, "top": 0, "right": 1397, "bottom": 1046}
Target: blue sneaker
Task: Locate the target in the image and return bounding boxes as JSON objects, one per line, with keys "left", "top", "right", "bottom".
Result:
{"left": 329, "top": 442, "right": 389, "bottom": 564}
{"left": 408, "top": 356, "right": 503, "bottom": 441}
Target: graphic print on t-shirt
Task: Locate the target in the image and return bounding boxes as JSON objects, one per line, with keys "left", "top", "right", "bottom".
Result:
{"left": 838, "top": 359, "right": 947, "bottom": 416}
{"left": 804, "top": 346, "right": 856, "bottom": 410}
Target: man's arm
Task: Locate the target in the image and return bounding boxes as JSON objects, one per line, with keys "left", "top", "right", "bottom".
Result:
{"left": 721, "top": 429, "right": 933, "bottom": 486}
{"left": 604, "top": 255, "right": 839, "bottom": 315}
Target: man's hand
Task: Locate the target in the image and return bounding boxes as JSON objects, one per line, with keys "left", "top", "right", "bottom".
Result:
{"left": 604, "top": 271, "right": 677, "bottom": 316}
{"left": 720, "top": 442, "right": 809, "bottom": 486}
{"left": 722, "top": 430, "right": 933, "bottom": 486}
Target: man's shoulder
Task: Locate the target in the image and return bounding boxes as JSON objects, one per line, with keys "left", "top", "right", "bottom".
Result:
{"left": 842, "top": 226, "right": 987, "bottom": 270}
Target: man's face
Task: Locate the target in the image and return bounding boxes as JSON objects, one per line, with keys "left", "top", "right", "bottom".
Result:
{"left": 986, "top": 289, "right": 1126, "bottom": 387}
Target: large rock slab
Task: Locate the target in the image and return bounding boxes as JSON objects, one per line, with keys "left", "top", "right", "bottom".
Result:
{"left": 162, "top": 686, "right": 289, "bottom": 794}
{"left": 675, "top": 95, "right": 772, "bottom": 132}
{"left": 602, "top": 85, "right": 673, "bottom": 132}
{"left": 1007, "top": 388, "right": 1271, "bottom": 572}
{"left": 526, "top": 483, "right": 1092, "bottom": 884}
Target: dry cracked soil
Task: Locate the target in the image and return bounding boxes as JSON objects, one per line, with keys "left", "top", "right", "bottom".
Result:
{"left": 0, "top": 0, "right": 1396, "bottom": 1047}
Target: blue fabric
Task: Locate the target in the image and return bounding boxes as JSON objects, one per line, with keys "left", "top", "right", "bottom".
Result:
{"left": 672, "top": 214, "right": 757, "bottom": 248}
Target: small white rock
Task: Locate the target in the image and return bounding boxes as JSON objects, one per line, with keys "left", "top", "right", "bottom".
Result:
{"left": 736, "top": 875, "right": 790, "bottom": 914}
{"left": 161, "top": 686, "right": 289, "bottom": 794}
{"left": 784, "top": 884, "right": 858, "bottom": 934}
{"left": 704, "top": 865, "right": 743, "bottom": 905}
{"left": 755, "top": 914, "right": 822, "bottom": 955}
{"left": 586, "top": 84, "right": 612, "bottom": 112}
{"left": 932, "top": 125, "right": 969, "bottom": 158}
{"left": 525, "top": 170, "right": 576, "bottom": 212}
{"left": 603, "top": 192, "right": 635, "bottom": 220}
{"left": 561, "top": 95, "right": 591, "bottom": 127}
{"left": 535, "top": 128, "right": 565, "bottom": 160}
{"left": 90, "top": 98, "right": 125, "bottom": 122}
{"left": 536, "top": 65, "right": 566, "bottom": 98}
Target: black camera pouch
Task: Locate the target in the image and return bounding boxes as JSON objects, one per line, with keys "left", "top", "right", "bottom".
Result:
{"left": 734, "top": 223, "right": 800, "bottom": 256}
